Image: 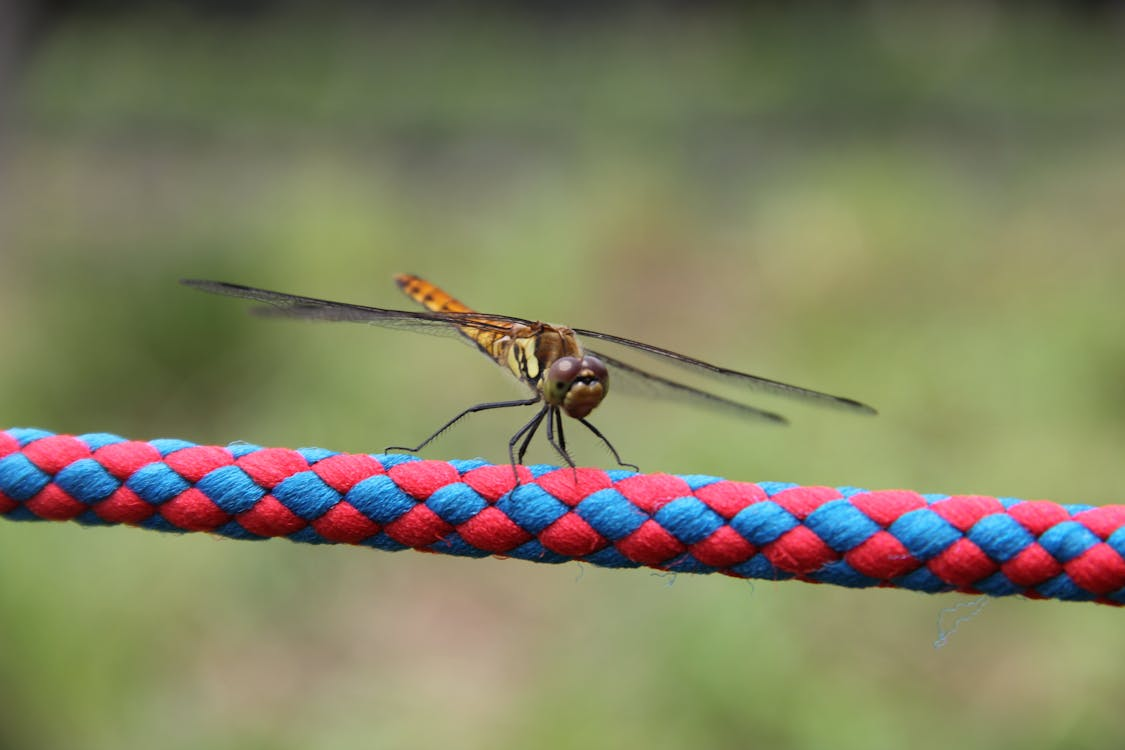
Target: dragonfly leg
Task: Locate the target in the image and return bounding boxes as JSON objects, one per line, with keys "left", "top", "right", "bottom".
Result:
{"left": 545, "top": 408, "right": 576, "bottom": 470}
{"left": 577, "top": 418, "right": 639, "bottom": 472}
{"left": 387, "top": 396, "right": 541, "bottom": 454}
{"left": 510, "top": 404, "right": 550, "bottom": 466}
{"left": 554, "top": 408, "right": 567, "bottom": 451}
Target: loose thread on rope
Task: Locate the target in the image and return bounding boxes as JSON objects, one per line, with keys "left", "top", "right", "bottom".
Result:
{"left": 2, "top": 427, "right": 1124, "bottom": 606}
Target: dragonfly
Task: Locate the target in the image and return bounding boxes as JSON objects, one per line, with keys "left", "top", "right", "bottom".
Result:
{"left": 181, "top": 274, "right": 876, "bottom": 470}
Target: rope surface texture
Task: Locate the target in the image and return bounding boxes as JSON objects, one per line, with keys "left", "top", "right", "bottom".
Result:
{"left": 3, "top": 427, "right": 1123, "bottom": 606}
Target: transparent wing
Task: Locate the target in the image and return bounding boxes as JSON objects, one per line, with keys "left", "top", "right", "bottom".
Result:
{"left": 181, "top": 279, "right": 531, "bottom": 340}
{"left": 587, "top": 349, "right": 788, "bottom": 424}
{"left": 576, "top": 328, "right": 876, "bottom": 415}
{"left": 183, "top": 279, "right": 876, "bottom": 420}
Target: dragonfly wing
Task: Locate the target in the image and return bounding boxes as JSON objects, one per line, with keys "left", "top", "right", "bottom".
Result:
{"left": 576, "top": 328, "right": 876, "bottom": 415}
{"left": 181, "top": 280, "right": 528, "bottom": 340}
{"left": 587, "top": 349, "right": 788, "bottom": 424}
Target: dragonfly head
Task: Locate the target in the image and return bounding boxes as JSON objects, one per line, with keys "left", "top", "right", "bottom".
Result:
{"left": 545, "top": 355, "right": 609, "bottom": 419}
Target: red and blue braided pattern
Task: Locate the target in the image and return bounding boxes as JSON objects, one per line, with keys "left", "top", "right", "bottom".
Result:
{"left": 3, "top": 427, "right": 1124, "bottom": 605}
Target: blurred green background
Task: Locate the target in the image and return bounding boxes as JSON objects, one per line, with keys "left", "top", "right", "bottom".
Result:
{"left": 2, "top": 2, "right": 1125, "bottom": 748}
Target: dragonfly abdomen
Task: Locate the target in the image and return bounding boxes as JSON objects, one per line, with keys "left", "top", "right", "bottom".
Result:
{"left": 395, "top": 273, "right": 513, "bottom": 363}
{"left": 395, "top": 273, "right": 473, "bottom": 315}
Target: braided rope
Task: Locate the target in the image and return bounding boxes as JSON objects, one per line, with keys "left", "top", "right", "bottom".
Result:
{"left": 2, "top": 427, "right": 1123, "bottom": 606}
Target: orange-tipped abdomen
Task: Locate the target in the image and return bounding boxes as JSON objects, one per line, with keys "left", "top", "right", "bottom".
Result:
{"left": 395, "top": 273, "right": 474, "bottom": 314}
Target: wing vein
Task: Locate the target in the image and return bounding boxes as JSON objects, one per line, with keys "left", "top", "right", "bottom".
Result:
{"left": 181, "top": 279, "right": 528, "bottom": 337}
{"left": 588, "top": 349, "right": 788, "bottom": 424}
{"left": 577, "top": 328, "right": 875, "bottom": 414}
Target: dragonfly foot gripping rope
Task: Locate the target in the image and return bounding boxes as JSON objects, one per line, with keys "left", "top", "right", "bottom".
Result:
{"left": 2, "top": 428, "right": 1123, "bottom": 606}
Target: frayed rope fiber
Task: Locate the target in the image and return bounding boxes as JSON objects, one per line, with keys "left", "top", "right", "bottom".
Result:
{"left": 3, "top": 427, "right": 1124, "bottom": 606}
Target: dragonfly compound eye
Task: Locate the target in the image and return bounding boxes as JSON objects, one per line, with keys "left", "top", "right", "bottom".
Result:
{"left": 580, "top": 355, "right": 608, "bottom": 384}
{"left": 546, "top": 356, "right": 582, "bottom": 399}
{"left": 546, "top": 354, "right": 608, "bottom": 419}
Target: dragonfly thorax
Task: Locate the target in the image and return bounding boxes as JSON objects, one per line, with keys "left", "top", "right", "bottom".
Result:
{"left": 500, "top": 323, "right": 578, "bottom": 383}
{"left": 497, "top": 323, "right": 607, "bottom": 419}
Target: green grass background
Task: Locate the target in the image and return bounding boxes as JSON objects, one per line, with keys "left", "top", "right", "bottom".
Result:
{"left": 1, "top": 5, "right": 1124, "bottom": 748}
